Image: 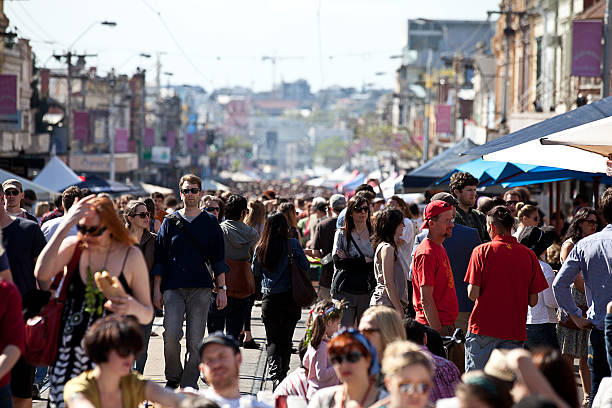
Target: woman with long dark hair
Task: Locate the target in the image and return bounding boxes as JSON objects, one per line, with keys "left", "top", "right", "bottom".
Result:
{"left": 253, "top": 212, "right": 310, "bottom": 389}
{"left": 332, "top": 195, "right": 375, "bottom": 327}
{"left": 370, "top": 209, "right": 409, "bottom": 315}
{"left": 35, "top": 195, "right": 153, "bottom": 408}
{"left": 557, "top": 207, "right": 600, "bottom": 407}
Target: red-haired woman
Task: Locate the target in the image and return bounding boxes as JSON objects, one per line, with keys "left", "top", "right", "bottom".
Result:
{"left": 308, "top": 328, "right": 387, "bottom": 408}
{"left": 35, "top": 195, "right": 153, "bottom": 408}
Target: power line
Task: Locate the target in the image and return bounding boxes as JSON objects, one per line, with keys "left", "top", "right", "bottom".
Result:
{"left": 140, "top": 0, "right": 213, "bottom": 87}
{"left": 4, "top": 5, "right": 56, "bottom": 45}
{"left": 16, "top": 2, "right": 61, "bottom": 45}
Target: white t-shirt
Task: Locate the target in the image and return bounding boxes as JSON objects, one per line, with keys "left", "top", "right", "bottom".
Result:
{"left": 200, "top": 389, "right": 264, "bottom": 408}
{"left": 526, "top": 260, "right": 558, "bottom": 324}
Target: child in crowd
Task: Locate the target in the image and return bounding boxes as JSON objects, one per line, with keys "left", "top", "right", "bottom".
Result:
{"left": 302, "top": 300, "right": 343, "bottom": 400}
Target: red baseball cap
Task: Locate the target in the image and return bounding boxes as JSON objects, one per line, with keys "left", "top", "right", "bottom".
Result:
{"left": 421, "top": 200, "right": 453, "bottom": 229}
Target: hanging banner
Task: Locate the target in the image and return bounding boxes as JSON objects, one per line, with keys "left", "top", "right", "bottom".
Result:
{"left": 436, "top": 105, "right": 452, "bottom": 134}
{"left": 0, "top": 75, "right": 17, "bottom": 115}
{"left": 198, "top": 139, "right": 207, "bottom": 154}
{"left": 572, "top": 20, "right": 603, "bottom": 77}
{"left": 73, "top": 110, "right": 89, "bottom": 141}
{"left": 144, "top": 127, "right": 155, "bottom": 147}
{"left": 166, "top": 130, "right": 175, "bottom": 148}
{"left": 115, "top": 128, "right": 129, "bottom": 153}
{"left": 187, "top": 133, "right": 195, "bottom": 149}
{"left": 152, "top": 146, "right": 171, "bottom": 164}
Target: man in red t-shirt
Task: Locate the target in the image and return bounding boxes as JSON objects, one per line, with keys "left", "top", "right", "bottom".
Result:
{"left": 0, "top": 278, "right": 25, "bottom": 405}
{"left": 464, "top": 205, "right": 548, "bottom": 372}
{"left": 411, "top": 200, "right": 459, "bottom": 335}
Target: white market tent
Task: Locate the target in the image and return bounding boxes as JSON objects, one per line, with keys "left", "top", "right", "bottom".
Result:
{"left": 0, "top": 168, "right": 58, "bottom": 200}
{"left": 33, "top": 156, "right": 82, "bottom": 192}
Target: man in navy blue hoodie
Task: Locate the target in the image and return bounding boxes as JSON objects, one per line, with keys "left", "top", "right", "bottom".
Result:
{"left": 152, "top": 174, "right": 228, "bottom": 389}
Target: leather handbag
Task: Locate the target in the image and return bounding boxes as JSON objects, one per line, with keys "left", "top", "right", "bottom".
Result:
{"left": 288, "top": 242, "right": 317, "bottom": 308}
{"left": 225, "top": 258, "right": 255, "bottom": 299}
{"left": 24, "top": 245, "right": 82, "bottom": 366}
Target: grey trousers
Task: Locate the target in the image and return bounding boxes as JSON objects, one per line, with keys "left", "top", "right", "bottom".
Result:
{"left": 333, "top": 290, "right": 370, "bottom": 328}
{"left": 163, "top": 288, "right": 212, "bottom": 389}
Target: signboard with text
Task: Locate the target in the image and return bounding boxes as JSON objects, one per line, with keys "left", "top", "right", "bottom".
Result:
{"left": 436, "top": 105, "right": 452, "bottom": 134}
{"left": 572, "top": 20, "right": 602, "bottom": 77}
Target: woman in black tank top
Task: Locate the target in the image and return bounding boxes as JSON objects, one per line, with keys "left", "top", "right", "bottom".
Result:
{"left": 35, "top": 195, "right": 153, "bottom": 408}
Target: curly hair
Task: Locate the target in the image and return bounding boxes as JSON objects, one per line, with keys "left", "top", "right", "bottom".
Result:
{"left": 601, "top": 187, "right": 612, "bottom": 224}
{"left": 564, "top": 207, "right": 600, "bottom": 243}
{"left": 449, "top": 171, "right": 479, "bottom": 194}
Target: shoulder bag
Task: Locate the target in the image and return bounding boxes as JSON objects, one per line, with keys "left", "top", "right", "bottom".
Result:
{"left": 331, "top": 233, "right": 374, "bottom": 295}
{"left": 24, "top": 244, "right": 83, "bottom": 366}
{"left": 167, "top": 213, "right": 215, "bottom": 282}
{"left": 288, "top": 241, "right": 317, "bottom": 308}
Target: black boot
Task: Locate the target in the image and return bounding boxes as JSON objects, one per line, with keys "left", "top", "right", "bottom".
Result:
{"left": 268, "top": 354, "right": 284, "bottom": 390}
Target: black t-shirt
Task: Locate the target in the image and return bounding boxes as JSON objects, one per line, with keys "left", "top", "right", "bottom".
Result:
{"left": 2, "top": 217, "right": 46, "bottom": 296}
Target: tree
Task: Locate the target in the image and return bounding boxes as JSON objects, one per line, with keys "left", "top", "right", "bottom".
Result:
{"left": 314, "top": 135, "right": 349, "bottom": 169}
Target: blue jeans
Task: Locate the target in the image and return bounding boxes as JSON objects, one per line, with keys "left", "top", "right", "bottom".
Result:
{"left": 589, "top": 328, "right": 611, "bottom": 404}
{"left": 162, "top": 288, "right": 211, "bottom": 389}
{"left": 207, "top": 293, "right": 250, "bottom": 341}
{"left": 0, "top": 383, "right": 12, "bottom": 408}
{"left": 526, "top": 323, "right": 560, "bottom": 350}
{"left": 134, "top": 321, "right": 153, "bottom": 374}
{"left": 465, "top": 332, "right": 523, "bottom": 372}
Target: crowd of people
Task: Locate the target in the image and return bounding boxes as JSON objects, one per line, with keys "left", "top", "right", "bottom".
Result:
{"left": 1, "top": 170, "right": 612, "bottom": 408}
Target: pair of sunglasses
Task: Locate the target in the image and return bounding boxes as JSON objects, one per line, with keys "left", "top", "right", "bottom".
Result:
{"left": 181, "top": 188, "right": 201, "bottom": 195}
{"left": 4, "top": 189, "right": 20, "bottom": 196}
{"left": 132, "top": 212, "right": 150, "bottom": 218}
{"left": 398, "top": 382, "right": 431, "bottom": 394}
{"left": 76, "top": 224, "right": 108, "bottom": 237}
{"left": 205, "top": 207, "right": 220, "bottom": 212}
{"left": 330, "top": 351, "right": 363, "bottom": 365}
{"left": 116, "top": 346, "right": 137, "bottom": 358}
{"left": 353, "top": 206, "right": 369, "bottom": 213}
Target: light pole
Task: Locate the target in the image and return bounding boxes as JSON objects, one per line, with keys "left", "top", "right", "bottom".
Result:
{"left": 58, "top": 20, "right": 116, "bottom": 168}
{"left": 108, "top": 69, "right": 116, "bottom": 182}
{"left": 137, "top": 53, "right": 152, "bottom": 180}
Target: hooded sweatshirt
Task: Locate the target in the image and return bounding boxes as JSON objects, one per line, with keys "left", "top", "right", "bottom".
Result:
{"left": 220, "top": 220, "right": 258, "bottom": 261}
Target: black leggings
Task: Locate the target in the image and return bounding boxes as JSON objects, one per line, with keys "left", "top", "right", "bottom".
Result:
{"left": 243, "top": 294, "right": 255, "bottom": 332}
{"left": 261, "top": 291, "right": 301, "bottom": 359}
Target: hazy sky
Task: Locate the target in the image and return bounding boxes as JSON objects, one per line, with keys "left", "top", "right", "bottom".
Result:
{"left": 5, "top": 0, "right": 500, "bottom": 92}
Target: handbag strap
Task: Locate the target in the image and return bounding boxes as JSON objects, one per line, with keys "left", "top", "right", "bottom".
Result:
{"left": 348, "top": 232, "right": 366, "bottom": 258}
{"left": 167, "top": 213, "right": 214, "bottom": 279}
{"left": 57, "top": 243, "right": 84, "bottom": 302}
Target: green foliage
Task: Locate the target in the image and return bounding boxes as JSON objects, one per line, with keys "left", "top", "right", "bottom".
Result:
{"left": 314, "top": 135, "right": 349, "bottom": 169}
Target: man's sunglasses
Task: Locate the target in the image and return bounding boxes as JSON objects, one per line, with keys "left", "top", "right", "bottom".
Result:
{"left": 330, "top": 351, "right": 363, "bottom": 365}
{"left": 4, "top": 189, "right": 20, "bottom": 197}
{"left": 76, "top": 224, "right": 108, "bottom": 237}
{"left": 505, "top": 200, "right": 519, "bottom": 205}
{"left": 353, "top": 206, "right": 369, "bottom": 213}
{"left": 181, "top": 188, "right": 201, "bottom": 195}
{"left": 132, "top": 212, "right": 150, "bottom": 219}
{"left": 398, "top": 382, "right": 431, "bottom": 394}
{"left": 205, "top": 207, "right": 220, "bottom": 212}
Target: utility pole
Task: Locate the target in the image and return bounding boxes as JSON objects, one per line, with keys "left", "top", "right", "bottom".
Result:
{"left": 53, "top": 51, "right": 97, "bottom": 167}
{"left": 108, "top": 69, "right": 116, "bottom": 182}
{"left": 423, "top": 49, "right": 433, "bottom": 163}
{"left": 603, "top": 0, "right": 612, "bottom": 97}
{"left": 452, "top": 53, "right": 462, "bottom": 142}
{"left": 487, "top": 3, "right": 535, "bottom": 135}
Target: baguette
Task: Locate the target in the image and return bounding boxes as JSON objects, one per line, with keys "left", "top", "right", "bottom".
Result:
{"left": 94, "top": 270, "right": 128, "bottom": 299}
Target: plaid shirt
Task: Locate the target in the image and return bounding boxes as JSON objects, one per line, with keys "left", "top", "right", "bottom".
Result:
{"left": 420, "top": 346, "right": 461, "bottom": 403}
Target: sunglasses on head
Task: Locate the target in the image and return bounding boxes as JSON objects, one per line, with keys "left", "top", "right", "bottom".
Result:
{"left": 4, "top": 189, "right": 20, "bottom": 197}
{"left": 205, "top": 207, "right": 219, "bottom": 212}
{"left": 76, "top": 224, "right": 108, "bottom": 237}
{"left": 181, "top": 187, "right": 201, "bottom": 195}
{"left": 353, "top": 206, "right": 369, "bottom": 213}
{"left": 398, "top": 382, "right": 431, "bottom": 394}
{"left": 330, "top": 351, "right": 363, "bottom": 365}
{"left": 132, "top": 212, "right": 150, "bottom": 219}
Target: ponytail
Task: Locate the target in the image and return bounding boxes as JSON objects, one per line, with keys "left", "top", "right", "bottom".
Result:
{"left": 302, "top": 300, "right": 344, "bottom": 350}
{"left": 487, "top": 205, "right": 515, "bottom": 233}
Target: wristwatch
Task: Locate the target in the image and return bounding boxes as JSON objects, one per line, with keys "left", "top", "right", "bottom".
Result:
{"left": 217, "top": 285, "right": 227, "bottom": 291}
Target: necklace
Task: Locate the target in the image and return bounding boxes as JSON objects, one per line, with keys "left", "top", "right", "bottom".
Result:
{"left": 340, "top": 380, "right": 373, "bottom": 408}
{"left": 84, "top": 243, "right": 113, "bottom": 315}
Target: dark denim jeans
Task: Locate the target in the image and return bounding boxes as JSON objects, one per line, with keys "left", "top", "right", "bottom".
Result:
{"left": 162, "top": 287, "right": 211, "bottom": 389}
{"left": 526, "top": 323, "right": 560, "bottom": 350}
{"left": 207, "top": 293, "right": 250, "bottom": 341}
{"left": 135, "top": 321, "right": 153, "bottom": 374}
{"left": 589, "top": 328, "right": 611, "bottom": 404}
{"left": 0, "top": 383, "right": 12, "bottom": 408}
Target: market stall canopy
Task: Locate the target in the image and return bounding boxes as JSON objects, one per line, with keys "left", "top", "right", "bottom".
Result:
{"left": 403, "top": 138, "right": 479, "bottom": 189}
{"left": 462, "top": 96, "right": 612, "bottom": 173}
{"left": 539, "top": 116, "right": 612, "bottom": 157}
{"left": 70, "top": 175, "right": 132, "bottom": 194}
{"left": 33, "top": 157, "right": 81, "bottom": 191}
{"left": 0, "top": 168, "right": 58, "bottom": 199}
{"left": 202, "top": 178, "right": 230, "bottom": 191}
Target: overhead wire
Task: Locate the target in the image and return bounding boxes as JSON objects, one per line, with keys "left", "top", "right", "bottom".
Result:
{"left": 3, "top": 5, "right": 57, "bottom": 45}
{"left": 16, "top": 2, "right": 62, "bottom": 45}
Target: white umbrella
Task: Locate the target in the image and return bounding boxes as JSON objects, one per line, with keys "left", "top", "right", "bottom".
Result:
{"left": 539, "top": 115, "right": 612, "bottom": 158}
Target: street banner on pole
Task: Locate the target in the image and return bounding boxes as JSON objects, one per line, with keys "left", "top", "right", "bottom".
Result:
{"left": 436, "top": 105, "right": 452, "bottom": 134}
{"left": 144, "top": 127, "right": 154, "bottom": 147}
{"left": 572, "top": 20, "right": 603, "bottom": 77}
{"left": 166, "top": 130, "right": 176, "bottom": 149}
{"left": 0, "top": 75, "right": 17, "bottom": 115}
{"left": 115, "top": 128, "right": 128, "bottom": 153}
{"left": 73, "top": 111, "right": 89, "bottom": 141}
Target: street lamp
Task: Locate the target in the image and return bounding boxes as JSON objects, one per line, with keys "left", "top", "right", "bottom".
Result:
{"left": 69, "top": 20, "right": 117, "bottom": 50}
